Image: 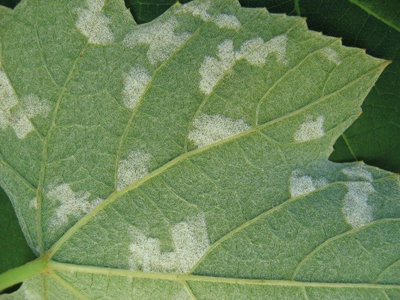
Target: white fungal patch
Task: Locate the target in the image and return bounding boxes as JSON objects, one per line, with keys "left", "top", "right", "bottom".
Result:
{"left": 342, "top": 166, "right": 373, "bottom": 182}
{"left": 213, "top": 14, "right": 241, "bottom": 30}
{"left": 289, "top": 170, "right": 328, "bottom": 197}
{"left": 21, "top": 94, "right": 51, "bottom": 118}
{"left": 124, "top": 17, "right": 190, "bottom": 65}
{"left": 178, "top": 0, "right": 211, "bottom": 21}
{"left": 188, "top": 114, "right": 251, "bottom": 148}
{"left": 75, "top": 0, "right": 114, "bottom": 44}
{"left": 199, "top": 39, "right": 235, "bottom": 94}
{"left": 200, "top": 36, "right": 288, "bottom": 94}
{"left": 294, "top": 115, "right": 325, "bottom": 142}
{"left": 0, "top": 70, "right": 42, "bottom": 139}
{"left": 117, "top": 150, "right": 152, "bottom": 190}
{"left": 47, "top": 183, "right": 101, "bottom": 228}
{"left": 178, "top": 1, "right": 241, "bottom": 30}
{"left": 322, "top": 47, "right": 341, "bottom": 65}
{"left": 29, "top": 197, "right": 37, "bottom": 209}
{"left": 122, "top": 67, "right": 151, "bottom": 110}
{"left": 236, "top": 35, "right": 288, "bottom": 66}
{"left": 342, "top": 182, "right": 375, "bottom": 228}
{"left": 129, "top": 214, "right": 209, "bottom": 273}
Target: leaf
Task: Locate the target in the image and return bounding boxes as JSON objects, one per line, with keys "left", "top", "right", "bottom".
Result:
{"left": 126, "top": 0, "right": 400, "bottom": 173}
{"left": 0, "top": 0, "right": 399, "bottom": 299}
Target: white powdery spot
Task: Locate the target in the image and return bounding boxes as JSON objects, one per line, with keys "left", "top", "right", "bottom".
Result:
{"left": 0, "top": 70, "right": 37, "bottom": 139}
{"left": 322, "top": 47, "right": 341, "bottom": 65}
{"left": 21, "top": 94, "right": 51, "bottom": 119}
{"left": 342, "top": 166, "right": 373, "bottom": 182}
{"left": 342, "top": 182, "right": 375, "bottom": 228}
{"left": 75, "top": 0, "right": 114, "bottom": 44}
{"left": 47, "top": 184, "right": 102, "bottom": 228}
{"left": 178, "top": 1, "right": 241, "bottom": 31}
{"left": 199, "top": 39, "right": 235, "bottom": 95}
{"left": 289, "top": 170, "right": 328, "bottom": 197}
{"left": 129, "top": 214, "right": 209, "bottom": 273}
{"left": 189, "top": 114, "right": 251, "bottom": 148}
{"left": 122, "top": 67, "right": 151, "bottom": 110}
{"left": 124, "top": 17, "right": 190, "bottom": 65}
{"left": 29, "top": 197, "right": 37, "bottom": 209}
{"left": 117, "top": 150, "right": 151, "bottom": 190}
{"left": 23, "top": 288, "right": 41, "bottom": 300}
{"left": 236, "top": 35, "right": 288, "bottom": 66}
{"left": 213, "top": 14, "right": 241, "bottom": 30}
{"left": 178, "top": 0, "right": 211, "bottom": 21}
{"left": 199, "top": 36, "right": 288, "bottom": 94}
{"left": 294, "top": 116, "right": 325, "bottom": 142}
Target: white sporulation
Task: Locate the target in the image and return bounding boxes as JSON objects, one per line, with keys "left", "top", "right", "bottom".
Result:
{"left": 236, "top": 35, "right": 288, "bottom": 66}
{"left": 117, "top": 150, "right": 151, "bottom": 190}
{"left": 0, "top": 71, "right": 49, "bottom": 139}
{"left": 178, "top": 1, "right": 241, "bottom": 30}
{"left": 124, "top": 17, "right": 190, "bottom": 65}
{"left": 178, "top": 0, "right": 211, "bottom": 21}
{"left": 23, "top": 288, "right": 41, "bottom": 300}
{"left": 200, "top": 36, "right": 287, "bottom": 94}
{"left": 122, "top": 67, "right": 151, "bottom": 110}
{"left": 29, "top": 197, "right": 37, "bottom": 209}
{"left": 129, "top": 214, "right": 209, "bottom": 273}
{"left": 342, "top": 182, "right": 375, "bottom": 228}
{"left": 188, "top": 114, "right": 251, "bottom": 148}
{"left": 199, "top": 39, "right": 235, "bottom": 94}
{"left": 47, "top": 184, "right": 102, "bottom": 228}
{"left": 21, "top": 94, "right": 51, "bottom": 118}
{"left": 294, "top": 116, "right": 325, "bottom": 142}
{"left": 213, "top": 14, "right": 241, "bottom": 30}
{"left": 75, "top": 0, "right": 114, "bottom": 44}
{"left": 342, "top": 166, "right": 373, "bottom": 182}
{"left": 289, "top": 170, "right": 328, "bottom": 197}
{"left": 322, "top": 47, "right": 341, "bottom": 65}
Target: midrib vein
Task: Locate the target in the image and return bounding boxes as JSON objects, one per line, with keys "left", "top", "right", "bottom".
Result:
{"left": 48, "top": 61, "right": 388, "bottom": 257}
{"left": 36, "top": 42, "right": 89, "bottom": 254}
{"left": 48, "top": 260, "right": 400, "bottom": 289}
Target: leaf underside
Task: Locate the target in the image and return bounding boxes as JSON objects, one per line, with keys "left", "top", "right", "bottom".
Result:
{"left": 0, "top": 0, "right": 399, "bottom": 299}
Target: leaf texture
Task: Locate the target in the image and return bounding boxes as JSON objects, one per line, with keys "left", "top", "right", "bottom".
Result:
{"left": 0, "top": 0, "right": 399, "bottom": 299}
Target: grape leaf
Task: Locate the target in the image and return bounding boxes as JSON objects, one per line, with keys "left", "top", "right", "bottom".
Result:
{"left": 123, "top": 0, "right": 400, "bottom": 173}
{"left": 0, "top": 0, "right": 399, "bottom": 299}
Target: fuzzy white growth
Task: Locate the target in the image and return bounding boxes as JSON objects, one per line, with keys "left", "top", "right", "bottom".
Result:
{"left": 75, "top": 0, "right": 114, "bottom": 44}
{"left": 129, "top": 214, "right": 209, "bottom": 273}
{"left": 322, "top": 47, "right": 341, "bottom": 65}
{"left": 172, "top": 289, "right": 191, "bottom": 300}
{"left": 178, "top": 1, "right": 241, "bottom": 31}
{"left": 213, "top": 14, "right": 241, "bottom": 30}
{"left": 289, "top": 170, "right": 328, "bottom": 197}
{"left": 47, "top": 184, "right": 101, "bottom": 228}
{"left": 178, "top": 0, "right": 211, "bottom": 21}
{"left": 21, "top": 94, "right": 51, "bottom": 118}
{"left": 189, "top": 114, "right": 251, "bottom": 148}
{"left": 236, "top": 35, "right": 288, "bottom": 66}
{"left": 342, "top": 166, "right": 373, "bottom": 182}
{"left": 117, "top": 150, "right": 151, "bottom": 190}
{"left": 199, "top": 40, "right": 235, "bottom": 94}
{"left": 124, "top": 17, "right": 190, "bottom": 65}
{"left": 343, "top": 182, "right": 375, "bottom": 228}
{"left": 122, "top": 67, "right": 151, "bottom": 110}
{"left": 199, "top": 36, "right": 288, "bottom": 94}
{"left": 29, "top": 197, "right": 37, "bottom": 209}
{"left": 294, "top": 116, "right": 325, "bottom": 142}
{"left": 0, "top": 70, "right": 43, "bottom": 139}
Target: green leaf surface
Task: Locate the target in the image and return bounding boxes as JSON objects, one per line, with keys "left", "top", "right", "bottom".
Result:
{"left": 124, "top": 0, "right": 400, "bottom": 173}
{"left": 0, "top": 0, "right": 399, "bottom": 299}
